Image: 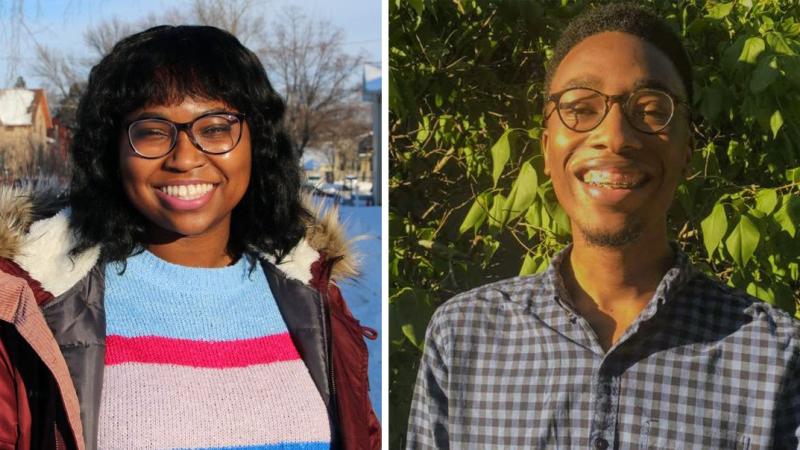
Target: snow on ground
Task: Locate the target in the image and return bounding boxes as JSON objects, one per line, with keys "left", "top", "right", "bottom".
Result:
{"left": 337, "top": 205, "right": 382, "bottom": 420}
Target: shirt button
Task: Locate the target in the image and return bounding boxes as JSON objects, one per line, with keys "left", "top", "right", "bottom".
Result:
{"left": 594, "top": 437, "right": 609, "bottom": 450}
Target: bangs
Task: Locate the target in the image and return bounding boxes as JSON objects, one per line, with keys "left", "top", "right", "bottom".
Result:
{"left": 99, "top": 25, "right": 259, "bottom": 118}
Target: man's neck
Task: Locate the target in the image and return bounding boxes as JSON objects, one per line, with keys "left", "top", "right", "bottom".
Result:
{"left": 560, "top": 227, "right": 675, "bottom": 351}
{"left": 566, "top": 230, "right": 674, "bottom": 309}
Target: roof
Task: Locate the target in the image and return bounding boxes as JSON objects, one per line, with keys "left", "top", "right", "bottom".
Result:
{"left": 362, "top": 63, "right": 381, "bottom": 101}
{"left": 0, "top": 88, "right": 52, "bottom": 128}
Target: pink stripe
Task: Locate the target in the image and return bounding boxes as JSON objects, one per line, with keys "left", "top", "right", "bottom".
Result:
{"left": 105, "top": 333, "right": 301, "bottom": 368}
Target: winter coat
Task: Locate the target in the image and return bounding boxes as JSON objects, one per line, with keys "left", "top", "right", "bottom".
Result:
{"left": 0, "top": 187, "right": 380, "bottom": 450}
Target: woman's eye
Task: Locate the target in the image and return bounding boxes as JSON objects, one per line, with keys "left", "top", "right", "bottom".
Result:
{"left": 200, "top": 125, "right": 232, "bottom": 136}
{"left": 133, "top": 128, "right": 170, "bottom": 139}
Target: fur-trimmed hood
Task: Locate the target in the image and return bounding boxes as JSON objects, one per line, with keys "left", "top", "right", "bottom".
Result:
{"left": 0, "top": 185, "right": 358, "bottom": 298}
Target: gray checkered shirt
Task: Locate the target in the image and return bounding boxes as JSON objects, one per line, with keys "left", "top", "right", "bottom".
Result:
{"left": 407, "top": 246, "right": 800, "bottom": 449}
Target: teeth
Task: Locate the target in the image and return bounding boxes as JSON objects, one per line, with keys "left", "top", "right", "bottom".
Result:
{"left": 159, "top": 183, "right": 214, "bottom": 200}
{"left": 581, "top": 170, "right": 644, "bottom": 189}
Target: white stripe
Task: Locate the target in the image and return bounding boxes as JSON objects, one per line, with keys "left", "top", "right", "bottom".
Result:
{"left": 97, "top": 360, "right": 331, "bottom": 449}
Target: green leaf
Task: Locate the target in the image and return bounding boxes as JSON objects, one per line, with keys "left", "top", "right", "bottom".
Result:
{"left": 786, "top": 167, "right": 800, "bottom": 182}
{"left": 706, "top": 2, "right": 733, "bottom": 19}
{"left": 739, "top": 37, "right": 766, "bottom": 64}
{"left": 519, "top": 253, "right": 538, "bottom": 276}
{"left": 726, "top": 140, "right": 744, "bottom": 167}
{"left": 525, "top": 203, "right": 541, "bottom": 231}
{"left": 775, "top": 195, "right": 800, "bottom": 237}
{"left": 503, "top": 161, "right": 539, "bottom": 222}
{"left": 755, "top": 188, "right": 778, "bottom": 215}
{"left": 725, "top": 215, "right": 760, "bottom": 266}
{"left": 545, "top": 201, "right": 571, "bottom": 237}
{"left": 749, "top": 57, "right": 779, "bottom": 93}
{"left": 701, "top": 202, "right": 729, "bottom": 256}
{"left": 766, "top": 32, "right": 796, "bottom": 56}
{"left": 747, "top": 281, "right": 775, "bottom": 303}
{"left": 407, "top": 0, "right": 424, "bottom": 16}
{"left": 770, "top": 110, "right": 784, "bottom": 138}
{"left": 459, "top": 192, "right": 490, "bottom": 235}
{"left": 491, "top": 129, "right": 512, "bottom": 187}
{"left": 389, "top": 287, "right": 435, "bottom": 350}
{"left": 699, "top": 84, "right": 724, "bottom": 122}
{"left": 487, "top": 193, "right": 508, "bottom": 230}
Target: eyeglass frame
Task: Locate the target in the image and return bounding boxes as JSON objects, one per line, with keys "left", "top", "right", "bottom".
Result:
{"left": 543, "top": 86, "right": 690, "bottom": 134}
{"left": 126, "top": 111, "right": 247, "bottom": 159}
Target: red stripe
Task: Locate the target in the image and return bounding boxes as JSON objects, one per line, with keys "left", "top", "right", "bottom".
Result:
{"left": 105, "top": 333, "right": 301, "bottom": 368}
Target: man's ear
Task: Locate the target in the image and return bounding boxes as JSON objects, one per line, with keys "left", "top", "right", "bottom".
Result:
{"left": 542, "top": 128, "right": 551, "bottom": 176}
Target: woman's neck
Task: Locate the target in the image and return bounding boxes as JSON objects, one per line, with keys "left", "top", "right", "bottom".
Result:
{"left": 144, "top": 218, "right": 235, "bottom": 268}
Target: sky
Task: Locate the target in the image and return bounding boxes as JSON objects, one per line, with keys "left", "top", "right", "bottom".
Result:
{"left": 0, "top": 0, "right": 381, "bottom": 91}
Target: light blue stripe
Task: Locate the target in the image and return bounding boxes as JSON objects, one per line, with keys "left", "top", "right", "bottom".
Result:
{"left": 174, "top": 442, "right": 330, "bottom": 450}
{"left": 104, "top": 251, "right": 288, "bottom": 340}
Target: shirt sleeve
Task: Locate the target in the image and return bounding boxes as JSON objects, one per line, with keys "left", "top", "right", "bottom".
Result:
{"left": 775, "top": 344, "right": 800, "bottom": 450}
{"left": 406, "top": 307, "right": 451, "bottom": 450}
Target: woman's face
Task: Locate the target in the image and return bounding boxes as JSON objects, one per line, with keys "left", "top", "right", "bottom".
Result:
{"left": 119, "top": 96, "right": 252, "bottom": 241}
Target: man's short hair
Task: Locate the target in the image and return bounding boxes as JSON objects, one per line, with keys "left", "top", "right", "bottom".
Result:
{"left": 544, "top": 2, "right": 693, "bottom": 101}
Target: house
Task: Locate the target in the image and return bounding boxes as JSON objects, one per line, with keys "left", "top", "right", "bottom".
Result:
{"left": 0, "top": 88, "right": 54, "bottom": 182}
{"left": 357, "top": 132, "right": 373, "bottom": 183}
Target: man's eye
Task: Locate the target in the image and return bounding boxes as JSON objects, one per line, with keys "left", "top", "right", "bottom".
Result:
{"left": 561, "top": 103, "right": 600, "bottom": 115}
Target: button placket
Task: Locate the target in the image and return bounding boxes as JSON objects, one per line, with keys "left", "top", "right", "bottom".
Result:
{"left": 589, "top": 370, "right": 620, "bottom": 450}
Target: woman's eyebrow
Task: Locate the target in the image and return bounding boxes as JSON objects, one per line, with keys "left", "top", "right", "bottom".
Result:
{"left": 127, "top": 108, "right": 234, "bottom": 122}
{"left": 128, "top": 112, "right": 167, "bottom": 121}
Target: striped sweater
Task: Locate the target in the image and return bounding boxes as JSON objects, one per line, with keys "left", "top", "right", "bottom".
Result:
{"left": 97, "top": 250, "right": 331, "bottom": 450}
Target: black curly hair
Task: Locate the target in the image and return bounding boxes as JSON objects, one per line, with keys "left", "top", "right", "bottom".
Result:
{"left": 68, "top": 25, "right": 310, "bottom": 263}
{"left": 544, "top": 2, "right": 693, "bottom": 101}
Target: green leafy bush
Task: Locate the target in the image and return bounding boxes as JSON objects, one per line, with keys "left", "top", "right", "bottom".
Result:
{"left": 389, "top": 0, "right": 800, "bottom": 446}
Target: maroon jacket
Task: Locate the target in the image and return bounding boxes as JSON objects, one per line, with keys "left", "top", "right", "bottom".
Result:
{"left": 0, "top": 195, "right": 380, "bottom": 450}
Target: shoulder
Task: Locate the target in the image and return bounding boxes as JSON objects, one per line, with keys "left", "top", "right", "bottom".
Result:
{"left": 426, "top": 273, "right": 547, "bottom": 341}
{"left": 682, "top": 272, "right": 800, "bottom": 349}
{"left": 435, "top": 273, "right": 546, "bottom": 316}
{"left": 261, "top": 201, "right": 359, "bottom": 287}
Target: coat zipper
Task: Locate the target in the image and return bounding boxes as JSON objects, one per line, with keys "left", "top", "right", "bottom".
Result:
{"left": 54, "top": 421, "right": 63, "bottom": 450}
{"left": 319, "top": 282, "right": 339, "bottom": 446}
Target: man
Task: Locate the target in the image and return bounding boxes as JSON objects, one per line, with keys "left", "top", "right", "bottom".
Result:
{"left": 406, "top": 4, "right": 800, "bottom": 449}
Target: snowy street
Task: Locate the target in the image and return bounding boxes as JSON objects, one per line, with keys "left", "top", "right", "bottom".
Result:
{"left": 337, "top": 206, "right": 382, "bottom": 420}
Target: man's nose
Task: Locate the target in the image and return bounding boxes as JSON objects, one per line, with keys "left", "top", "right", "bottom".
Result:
{"left": 587, "top": 102, "right": 643, "bottom": 154}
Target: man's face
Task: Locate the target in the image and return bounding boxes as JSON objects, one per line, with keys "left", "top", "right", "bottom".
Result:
{"left": 542, "top": 31, "right": 692, "bottom": 247}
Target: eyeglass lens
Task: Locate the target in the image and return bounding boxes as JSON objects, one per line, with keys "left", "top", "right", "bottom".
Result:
{"left": 128, "top": 114, "right": 243, "bottom": 158}
{"left": 556, "top": 88, "right": 674, "bottom": 133}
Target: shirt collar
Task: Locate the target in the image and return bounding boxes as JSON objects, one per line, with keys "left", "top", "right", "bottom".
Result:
{"left": 536, "top": 242, "right": 697, "bottom": 320}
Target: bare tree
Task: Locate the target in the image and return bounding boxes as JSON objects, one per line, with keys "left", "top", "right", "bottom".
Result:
{"left": 189, "top": 0, "right": 265, "bottom": 46}
{"left": 28, "top": 1, "right": 368, "bottom": 162}
{"left": 84, "top": 17, "right": 141, "bottom": 59}
{"left": 260, "top": 7, "right": 365, "bottom": 155}
{"left": 30, "top": 44, "right": 82, "bottom": 99}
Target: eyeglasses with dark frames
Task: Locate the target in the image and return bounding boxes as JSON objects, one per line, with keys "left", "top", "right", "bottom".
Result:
{"left": 544, "top": 87, "right": 689, "bottom": 134}
{"left": 126, "top": 111, "right": 246, "bottom": 159}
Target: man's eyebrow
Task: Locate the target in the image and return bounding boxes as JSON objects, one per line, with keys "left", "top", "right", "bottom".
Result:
{"left": 557, "top": 75, "right": 604, "bottom": 91}
{"left": 632, "top": 78, "right": 680, "bottom": 95}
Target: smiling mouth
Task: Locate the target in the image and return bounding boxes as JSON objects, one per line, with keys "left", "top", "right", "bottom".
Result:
{"left": 577, "top": 169, "right": 649, "bottom": 189}
{"left": 157, "top": 183, "right": 215, "bottom": 200}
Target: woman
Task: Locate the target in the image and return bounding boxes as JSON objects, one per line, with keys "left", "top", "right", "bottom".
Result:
{"left": 0, "top": 25, "right": 379, "bottom": 450}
